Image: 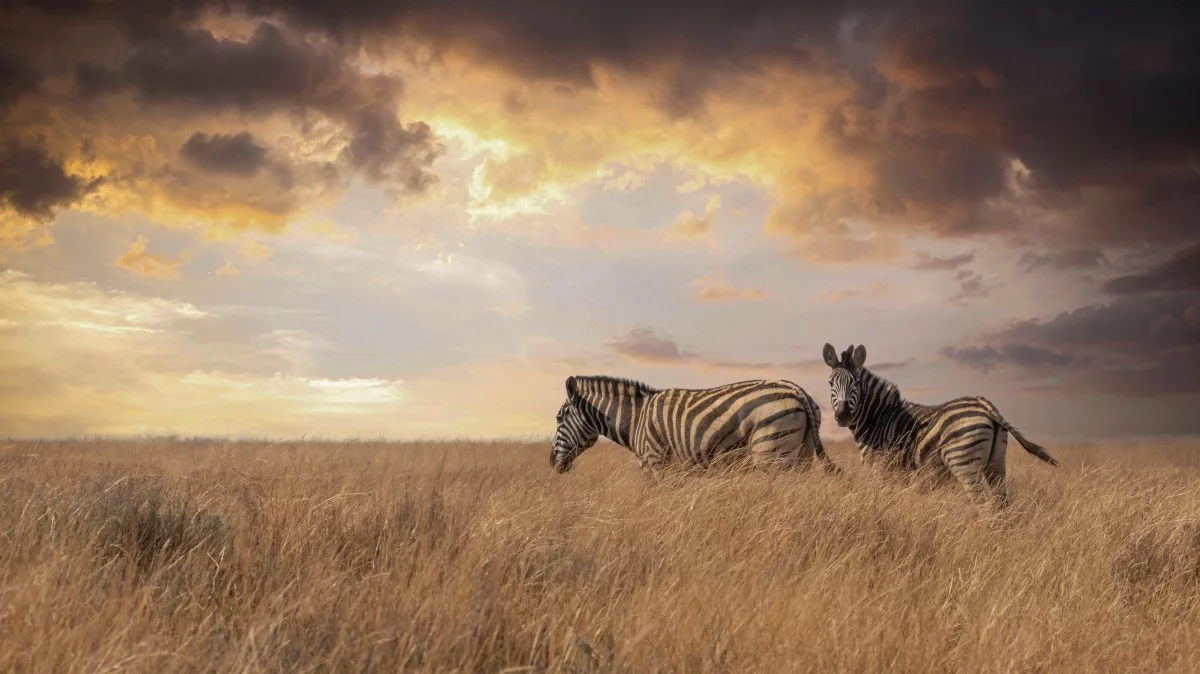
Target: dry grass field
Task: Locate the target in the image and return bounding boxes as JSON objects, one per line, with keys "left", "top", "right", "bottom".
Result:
{"left": 3, "top": 437, "right": 1200, "bottom": 673}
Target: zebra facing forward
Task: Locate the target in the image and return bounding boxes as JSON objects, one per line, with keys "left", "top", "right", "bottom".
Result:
{"left": 550, "top": 375, "right": 840, "bottom": 477}
{"left": 822, "top": 343, "right": 1058, "bottom": 506}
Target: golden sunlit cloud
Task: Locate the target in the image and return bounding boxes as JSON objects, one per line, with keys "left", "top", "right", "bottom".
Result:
{"left": 601, "top": 168, "right": 648, "bottom": 192}
{"left": 213, "top": 262, "right": 240, "bottom": 276}
{"left": 238, "top": 239, "right": 273, "bottom": 260}
{"left": 0, "top": 269, "right": 207, "bottom": 329}
{"left": 388, "top": 56, "right": 865, "bottom": 255}
{"left": 690, "top": 276, "right": 767, "bottom": 303}
{"left": 0, "top": 215, "right": 54, "bottom": 251}
{"left": 670, "top": 196, "right": 722, "bottom": 239}
{"left": 114, "top": 236, "right": 190, "bottom": 279}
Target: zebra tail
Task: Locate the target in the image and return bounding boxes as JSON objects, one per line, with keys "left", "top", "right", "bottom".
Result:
{"left": 790, "top": 382, "right": 841, "bottom": 474}
{"left": 979, "top": 399, "right": 1059, "bottom": 467}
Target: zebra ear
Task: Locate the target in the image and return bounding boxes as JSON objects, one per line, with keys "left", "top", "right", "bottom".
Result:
{"left": 565, "top": 376, "right": 583, "bottom": 404}
{"left": 822, "top": 343, "right": 839, "bottom": 368}
{"left": 851, "top": 344, "right": 867, "bottom": 370}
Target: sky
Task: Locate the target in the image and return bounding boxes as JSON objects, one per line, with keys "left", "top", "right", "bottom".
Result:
{"left": 1, "top": 1, "right": 1198, "bottom": 441}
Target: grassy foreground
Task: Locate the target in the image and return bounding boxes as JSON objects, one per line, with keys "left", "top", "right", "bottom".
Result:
{"left": 2, "top": 437, "right": 1200, "bottom": 673}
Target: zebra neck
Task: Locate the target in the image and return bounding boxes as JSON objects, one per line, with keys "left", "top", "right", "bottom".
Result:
{"left": 849, "top": 370, "right": 914, "bottom": 452}
{"left": 572, "top": 380, "right": 652, "bottom": 449}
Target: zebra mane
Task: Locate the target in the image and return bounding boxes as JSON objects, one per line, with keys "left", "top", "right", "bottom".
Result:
{"left": 838, "top": 345, "right": 856, "bottom": 369}
{"left": 566, "top": 375, "right": 660, "bottom": 402}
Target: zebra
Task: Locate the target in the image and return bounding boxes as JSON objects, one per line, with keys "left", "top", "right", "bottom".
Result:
{"left": 822, "top": 342, "right": 1058, "bottom": 506}
{"left": 550, "top": 375, "right": 840, "bottom": 478}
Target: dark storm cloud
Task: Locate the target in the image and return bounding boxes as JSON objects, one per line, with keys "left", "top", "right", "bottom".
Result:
{"left": 0, "top": 139, "right": 97, "bottom": 220}
{"left": 340, "top": 104, "right": 442, "bottom": 192}
{"left": 1, "top": 5, "right": 443, "bottom": 208}
{"left": 73, "top": 62, "right": 124, "bottom": 99}
{"left": 243, "top": 0, "right": 850, "bottom": 90}
{"left": 1018, "top": 247, "right": 1107, "bottom": 272}
{"left": 942, "top": 292, "right": 1200, "bottom": 395}
{"left": 117, "top": 23, "right": 393, "bottom": 113}
{"left": 1102, "top": 244, "right": 1200, "bottom": 295}
{"left": 3, "top": 0, "right": 1199, "bottom": 252}
{"left": 110, "top": 22, "right": 440, "bottom": 192}
{"left": 878, "top": 3, "right": 1200, "bottom": 245}
{"left": 939, "top": 343, "right": 1083, "bottom": 375}
{"left": 180, "top": 132, "right": 268, "bottom": 176}
{"left": 0, "top": 49, "right": 40, "bottom": 109}
{"left": 865, "top": 135, "right": 1011, "bottom": 234}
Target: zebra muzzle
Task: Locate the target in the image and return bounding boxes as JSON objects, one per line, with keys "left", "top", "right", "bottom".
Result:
{"left": 550, "top": 448, "right": 573, "bottom": 473}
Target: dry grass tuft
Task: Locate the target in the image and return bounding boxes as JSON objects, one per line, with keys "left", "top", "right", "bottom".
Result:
{"left": 2, "top": 437, "right": 1200, "bottom": 672}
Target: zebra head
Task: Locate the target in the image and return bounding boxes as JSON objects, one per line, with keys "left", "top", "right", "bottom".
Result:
{"left": 550, "top": 391, "right": 601, "bottom": 474}
{"left": 822, "top": 342, "right": 867, "bottom": 427}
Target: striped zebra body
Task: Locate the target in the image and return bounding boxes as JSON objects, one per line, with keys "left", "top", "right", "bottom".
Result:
{"left": 822, "top": 343, "right": 1058, "bottom": 506}
{"left": 551, "top": 375, "right": 839, "bottom": 476}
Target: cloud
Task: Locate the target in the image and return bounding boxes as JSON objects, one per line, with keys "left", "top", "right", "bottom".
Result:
{"left": 814, "top": 281, "right": 889, "bottom": 304}
{"left": 690, "top": 276, "right": 766, "bottom": 303}
{"left": 240, "top": 0, "right": 848, "bottom": 95}
{"left": 1102, "top": 243, "right": 1200, "bottom": 295}
{"left": 607, "top": 327, "right": 697, "bottom": 364}
{"left": 6, "top": 0, "right": 1197, "bottom": 270}
{"left": 213, "top": 262, "right": 239, "bottom": 276}
{"left": 0, "top": 13, "right": 444, "bottom": 242}
{"left": 118, "top": 24, "right": 348, "bottom": 108}
{"left": 952, "top": 269, "right": 988, "bottom": 302}
{"left": 108, "top": 21, "right": 444, "bottom": 195}
{"left": 391, "top": 2, "right": 1200, "bottom": 259}
{"left": 0, "top": 139, "right": 99, "bottom": 246}
{"left": 0, "top": 269, "right": 206, "bottom": 333}
{"left": 669, "top": 195, "right": 721, "bottom": 239}
{"left": 911, "top": 250, "right": 974, "bottom": 271}
{"left": 180, "top": 131, "right": 269, "bottom": 176}
{"left": 1019, "top": 247, "right": 1107, "bottom": 272}
{"left": 238, "top": 239, "right": 273, "bottom": 260}
{"left": 601, "top": 169, "right": 647, "bottom": 192}
{"left": 113, "top": 235, "right": 190, "bottom": 278}
{"left": 871, "top": 358, "right": 915, "bottom": 373}
{"left": 941, "top": 291, "right": 1200, "bottom": 395}
{"left": 939, "top": 344, "right": 1083, "bottom": 375}
{"left": 0, "top": 49, "right": 39, "bottom": 110}
{"left": 603, "top": 327, "right": 834, "bottom": 378}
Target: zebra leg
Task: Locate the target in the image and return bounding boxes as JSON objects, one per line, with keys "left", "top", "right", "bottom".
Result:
{"left": 748, "top": 439, "right": 802, "bottom": 472}
{"left": 983, "top": 425, "right": 1010, "bottom": 508}
{"left": 640, "top": 463, "right": 660, "bottom": 485}
{"left": 635, "top": 444, "right": 666, "bottom": 486}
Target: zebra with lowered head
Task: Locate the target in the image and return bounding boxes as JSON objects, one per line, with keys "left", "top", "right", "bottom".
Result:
{"left": 822, "top": 343, "right": 1058, "bottom": 506}
{"left": 550, "top": 375, "right": 840, "bottom": 478}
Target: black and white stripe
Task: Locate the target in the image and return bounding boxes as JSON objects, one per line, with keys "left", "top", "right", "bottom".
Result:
{"left": 823, "top": 343, "right": 1058, "bottom": 506}
{"left": 550, "top": 375, "right": 839, "bottom": 477}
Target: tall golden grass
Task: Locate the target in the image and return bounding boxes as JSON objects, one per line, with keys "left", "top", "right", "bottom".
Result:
{"left": 3, "top": 437, "right": 1200, "bottom": 672}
